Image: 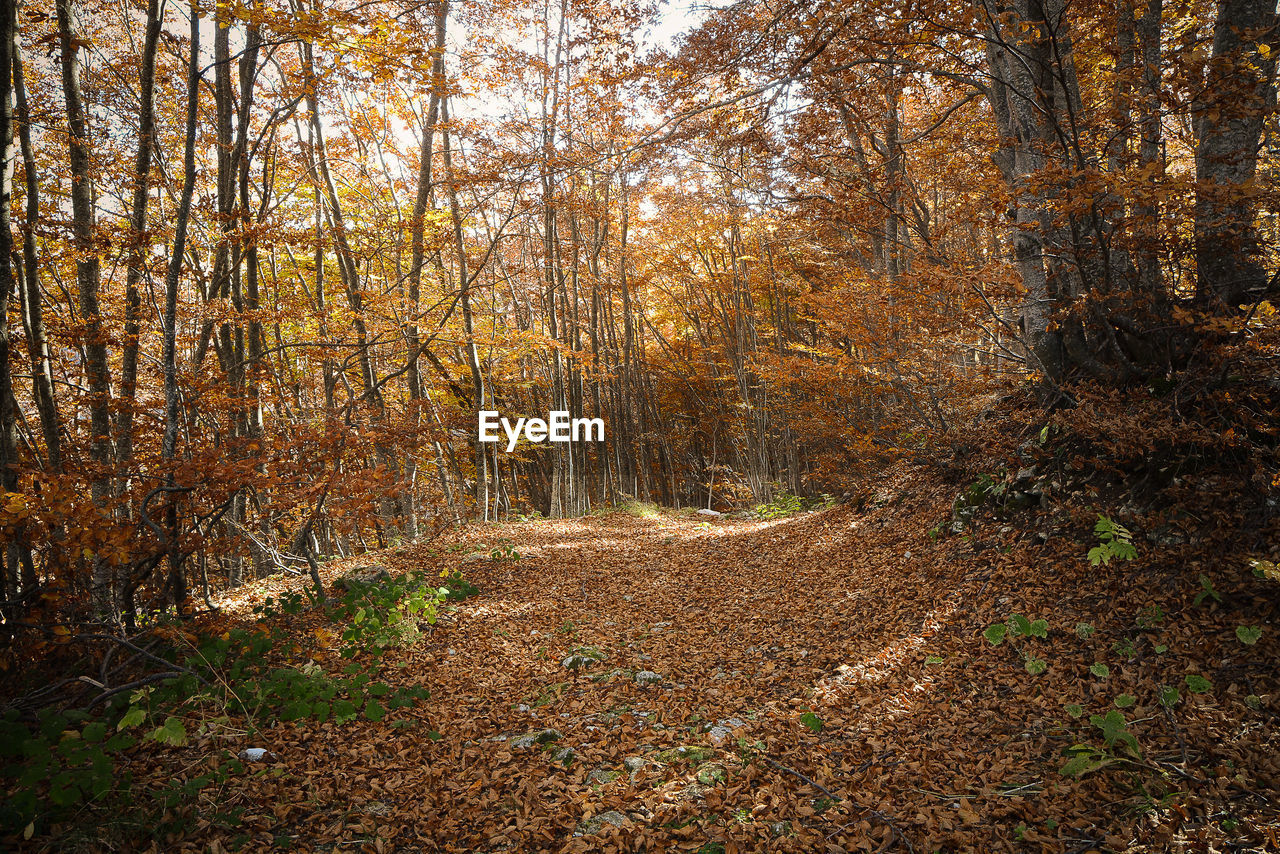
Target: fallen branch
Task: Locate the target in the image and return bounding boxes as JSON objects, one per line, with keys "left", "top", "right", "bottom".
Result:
{"left": 84, "top": 672, "right": 187, "bottom": 710}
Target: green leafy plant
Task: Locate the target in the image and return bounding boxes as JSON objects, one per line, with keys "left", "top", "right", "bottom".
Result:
{"left": 488, "top": 539, "right": 521, "bottom": 562}
{"left": 334, "top": 571, "right": 447, "bottom": 655}
{"left": 799, "top": 712, "right": 824, "bottom": 733}
{"left": 1185, "top": 674, "right": 1212, "bottom": 694}
{"left": 1135, "top": 604, "right": 1165, "bottom": 630}
{"left": 1088, "top": 515, "right": 1137, "bottom": 566}
{"left": 753, "top": 492, "right": 804, "bottom": 519}
{"left": 1113, "top": 694, "right": 1136, "bottom": 709}
{"left": 1008, "top": 614, "right": 1049, "bottom": 639}
{"left": 1158, "top": 685, "right": 1180, "bottom": 708}
{"left": 1235, "top": 625, "right": 1262, "bottom": 646}
{"left": 1193, "top": 573, "right": 1222, "bottom": 605}
{"left": 1075, "top": 622, "right": 1095, "bottom": 639}
{"left": 1111, "top": 637, "right": 1137, "bottom": 659}
{"left": 440, "top": 570, "right": 479, "bottom": 601}
{"left": 1090, "top": 663, "right": 1110, "bottom": 679}
{"left": 984, "top": 613, "right": 1048, "bottom": 646}
{"left": 1060, "top": 710, "right": 1142, "bottom": 778}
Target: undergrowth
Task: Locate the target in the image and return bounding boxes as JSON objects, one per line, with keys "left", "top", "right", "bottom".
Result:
{"left": 0, "top": 567, "right": 476, "bottom": 843}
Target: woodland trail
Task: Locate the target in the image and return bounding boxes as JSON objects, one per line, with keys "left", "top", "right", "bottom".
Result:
{"left": 195, "top": 467, "right": 1278, "bottom": 853}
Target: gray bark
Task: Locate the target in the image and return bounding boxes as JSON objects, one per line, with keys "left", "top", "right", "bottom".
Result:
{"left": 1194, "top": 0, "right": 1278, "bottom": 308}
{"left": 13, "top": 48, "right": 61, "bottom": 470}
{"left": 57, "top": 0, "right": 113, "bottom": 497}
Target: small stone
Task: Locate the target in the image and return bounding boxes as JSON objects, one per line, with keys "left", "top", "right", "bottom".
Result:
{"left": 575, "top": 810, "right": 631, "bottom": 836}
{"left": 588, "top": 766, "right": 621, "bottom": 784}
{"left": 549, "top": 746, "right": 576, "bottom": 764}
{"left": 562, "top": 646, "right": 607, "bottom": 670}
{"left": 623, "top": 756, "right": 646, "bottom": 772}
{"left": 509, "top": 728, "right": 562, "bottom": 749}
{"left": 706, "top": 725, "right": 733, "bottom": 745}
{"left": 238, "top": 747, "right": 270, "bottom": 762}
{"left": 654, "top": 744, "right": 716, "bottom": 764}
{"left": 696, "top": 509, "right": 721, "bottom": 517}
{"left": 634, "top": 670, "right": 663, "bottom": 686}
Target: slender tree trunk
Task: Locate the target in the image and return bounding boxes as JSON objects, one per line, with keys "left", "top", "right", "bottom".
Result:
{"left": 0, "top": 0, "right": 22, "bottom": 614}
{"left": 403, "top": 0, "right": 449, "bottom": 536}
{"left": 56, "top": 0, "right": 112, "bottom": 497}
{"left": 12, "top": 48, "right": 61, "bottom": 470}
{"left": 162, "top": 2, "right": 202, "bottom": 610}
{"left": 117, "top": 0, "right": 164, "bottom": 473}
{"left": 441, "top": 94, "right": 487, "bottom": 516}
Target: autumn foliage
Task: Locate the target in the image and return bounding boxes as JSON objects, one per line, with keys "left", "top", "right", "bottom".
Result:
{"left": 0, "top": 0, "right": 1278, "bottom": 846}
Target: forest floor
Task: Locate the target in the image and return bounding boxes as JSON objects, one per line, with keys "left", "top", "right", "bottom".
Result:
{"left": 105, "top": 461, "right": 1280, "bottom": 854}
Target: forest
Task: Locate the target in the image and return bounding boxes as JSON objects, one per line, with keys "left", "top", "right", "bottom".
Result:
{"left": 1, "top": 0, "right": 1279, "bottom": 850}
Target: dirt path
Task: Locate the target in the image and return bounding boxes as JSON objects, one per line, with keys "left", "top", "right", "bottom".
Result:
{"left": 193, "top": 473, "right": 1278, "bottom": 853}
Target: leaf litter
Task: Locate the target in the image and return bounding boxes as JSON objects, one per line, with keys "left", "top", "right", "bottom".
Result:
{"left": 103, "top": 466, "right": 1279, "bottom": 852}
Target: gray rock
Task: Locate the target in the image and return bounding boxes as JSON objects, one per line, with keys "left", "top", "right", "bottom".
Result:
{"left": 549, "top": 746, "right": 576, "bottom": 764}
{"left": 336, "top": 565, "right": 389, "bottom": 590}
{"left": 509, "top": 728, "right": 562, "bottom": 749}
{"left": 1147, "top": 526, "right": 1187, "bottom": 547}
{"left": 587, "top": 766, "right": 621, "bottom": 784}
{"left": 696, "top": 509, "right": 721, "bottom": 517}
{"left": 622, "top": 756, "right": 646, "bottom": 772}
{"left": 575, "top": 810, "right": 631, "bottom": 836}
{"left": 562, "top": 646, "right": 607, "bottom": 670}
{"left": 634, "top": 670, "right": 663, "bottom": 686}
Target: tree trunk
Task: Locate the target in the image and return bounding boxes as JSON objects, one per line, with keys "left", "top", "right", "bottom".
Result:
{"left": 12, "top": 47, "right": 61, "bottom": 471}
{"left": 117, "top": 0, "right": 163, "bottom": 473}
{"left": 1194, "top": 0, "right": 1278, "bottom": 309}
{"left": 161, "top": 1, "right": 203, "bottom": 611}
{"left": 56, "top": 0, "right": 112, "bottom": 498}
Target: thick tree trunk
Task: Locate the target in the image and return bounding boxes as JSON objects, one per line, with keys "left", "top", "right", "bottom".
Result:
{"left": 1194, "top": 0, "right": 1278, "bottom": 309}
